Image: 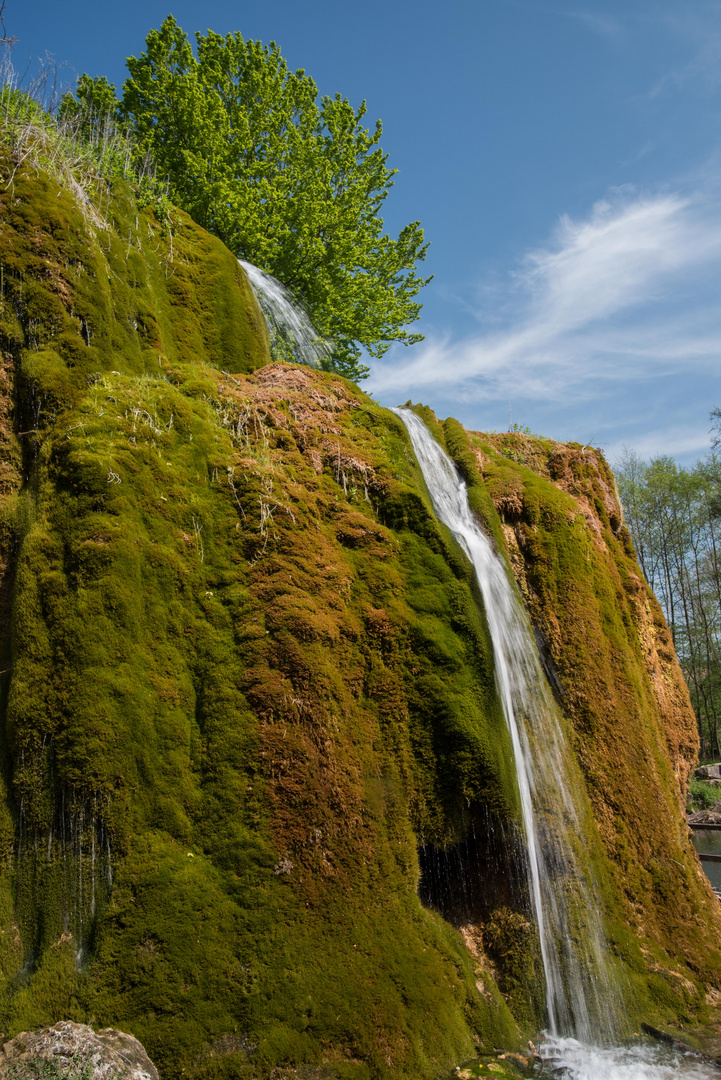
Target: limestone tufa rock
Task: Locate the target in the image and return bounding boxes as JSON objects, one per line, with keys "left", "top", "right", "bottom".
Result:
{"left": 0, "top": 1022, "right": 159, "bottom": 1080}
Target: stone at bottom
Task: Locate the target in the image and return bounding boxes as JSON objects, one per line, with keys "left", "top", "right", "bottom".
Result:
{"left": 0, "top": 1021, "right": 159, "bottom": 1080}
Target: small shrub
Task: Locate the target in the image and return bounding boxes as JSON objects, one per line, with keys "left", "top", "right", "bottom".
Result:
{"left": 7, "top": 1052, "right": 97, "bottom": 1080}
{"left": 688, "top": 777, "right": 720, "bottom": 810}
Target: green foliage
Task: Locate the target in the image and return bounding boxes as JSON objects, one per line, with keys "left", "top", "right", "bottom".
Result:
{"left": 0, "top": 86, "right": 51, "bottom": 127}
{"left": 117, "top": 16, "right": 431, "bottom": 381}
{"left": 58, "top": 75, "right": 122, "bottom": 139}
{"left": 688, "top": 777, "right": 720, "bottom": 810}
{"left": 6, "top": 1052, "right": 95, "bottom": 1080}
{"left": 614, "top": 447, "right": 721, "bottom": 759}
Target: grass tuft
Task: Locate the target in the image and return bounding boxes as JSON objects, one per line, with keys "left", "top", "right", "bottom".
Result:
{"left": 0, "top": 57, "right": 168, "bottom": 227}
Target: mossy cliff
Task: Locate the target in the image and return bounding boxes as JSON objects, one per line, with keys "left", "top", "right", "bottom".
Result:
{"left": 0, "top": 162, "right": 718, "bottom": 1078}
{"left": 449, "top": 426, "right": 721, "bottom": 1036}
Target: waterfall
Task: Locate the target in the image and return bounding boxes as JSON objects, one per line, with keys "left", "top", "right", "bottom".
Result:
{"left": 239, "top": 260, "right": 332, "bottom": 370}
{"left": 393, "top": 407, "right": 621, "bottom": 1041}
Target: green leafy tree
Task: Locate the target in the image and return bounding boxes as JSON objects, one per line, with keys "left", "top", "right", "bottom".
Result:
{"left": 58, "top": 74, "right": 122, "bottom": 140}
{"left": 615, "top": 444, "right": 721, "bottom": 759}
{"left": 118, "top": 16, "right": 430, "bottom": 380}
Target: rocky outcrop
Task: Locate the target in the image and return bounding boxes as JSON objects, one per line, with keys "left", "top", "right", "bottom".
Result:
{"left": 453, "top": 423, "right": 721, "bottom": 986}
{"left": 0, "top": 1023, "right": 158, "bottom": 1080}
{"left": 0, "top": 160, "right": 720, "bottom": 1079}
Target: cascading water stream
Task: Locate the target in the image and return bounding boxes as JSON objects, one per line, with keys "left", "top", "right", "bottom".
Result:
{"left": 394, "top": 407, "right": 619, "bottom": 1041}
{"left": 239, "top": 260, "right": 333, "bottom": 370}
{"left": 394, "top": 409, "right": 721, "bottom": 1079}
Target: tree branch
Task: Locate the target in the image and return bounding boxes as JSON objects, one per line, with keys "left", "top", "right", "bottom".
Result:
{"left": 0, "top": 0, "right": 17, "bottom": 47}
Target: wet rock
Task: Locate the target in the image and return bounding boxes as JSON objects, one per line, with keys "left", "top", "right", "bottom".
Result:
{"left": 452, "top": 1055, "right": 533, "bottom": 1078}
{"left": 641, "top": 1022, "right": 721, "bottom": 1068}
{"left": 0, "top": 1021, "right": 159, "bottom": 1080}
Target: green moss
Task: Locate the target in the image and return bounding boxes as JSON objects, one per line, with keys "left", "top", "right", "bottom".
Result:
{"left": 0, "top": 163, "right": 532, "bottom": 1078}
{"left": 1, "top": 158, "right": 719, "bottom": 1078}
{"left": 454, "top": 426, "right": 721, "bottom": 1034}
{"left": 483, "top": 907, "right": 544, "bottom": 1030}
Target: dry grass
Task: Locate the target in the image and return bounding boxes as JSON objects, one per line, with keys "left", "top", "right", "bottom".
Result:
{"left": 0, "top": 56, "right": 166, "bottom": 227}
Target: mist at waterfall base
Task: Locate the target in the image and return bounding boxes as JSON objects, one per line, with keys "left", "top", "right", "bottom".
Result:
{"left": 393, "top": 409, "right": 720, "bottom": 1080}
{"left": 538, "top": 1038, "right": 718, "bottom": 1079}
{"left": 239, "top": 260, "right": 332, "bottom": 370}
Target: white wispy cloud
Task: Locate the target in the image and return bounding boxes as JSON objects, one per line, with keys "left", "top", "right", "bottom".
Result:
{"left": 646, "top": 2, "right": 721, "bottom": 97}
{"left": 564, "top": 10, "right": 625, "bottom": 41}
{"left": 369, "top": 187, "right": 721, "bottom": 407}
{"left": 498, "top": 0, "right": 626, "bottom": 41}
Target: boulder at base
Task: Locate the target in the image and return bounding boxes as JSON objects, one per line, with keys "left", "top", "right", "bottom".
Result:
{"left": 0, "top": 1022, "right": 159, "bottom": 1080}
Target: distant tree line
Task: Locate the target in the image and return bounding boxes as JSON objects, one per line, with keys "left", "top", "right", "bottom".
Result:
{"left": 615, "top": 415, "right": 721, "bottom": 760}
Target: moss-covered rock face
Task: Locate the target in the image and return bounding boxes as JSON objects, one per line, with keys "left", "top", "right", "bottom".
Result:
{"left": 0, "top": 164, "right": 720, "bottom": 1079}
{"left": 453, "top": 426, "right": 721, "bottom": 1029}
{"left": 0, "top": 165, "right": 523, "bottom": 1077}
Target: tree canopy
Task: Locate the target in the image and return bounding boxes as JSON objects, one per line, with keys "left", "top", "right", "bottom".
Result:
{"left": 80, "top": 16, "right": 430, "bottom": 381}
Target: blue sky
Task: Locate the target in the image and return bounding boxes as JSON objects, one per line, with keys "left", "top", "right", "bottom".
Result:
{"left": 10, "top": 0, "right": 721, "bottom": 463}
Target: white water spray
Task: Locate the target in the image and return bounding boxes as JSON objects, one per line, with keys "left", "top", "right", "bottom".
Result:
{"left": 239, "top": 260, "right": 332, "bottom": 370}
{"left": 541, "top": 1036, "right": 720, "bottom": 1079}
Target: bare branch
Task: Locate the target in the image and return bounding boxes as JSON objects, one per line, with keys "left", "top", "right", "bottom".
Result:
{"left": 710, "top": 408, "right": 721, "bottom": 450}
{"left": 0, "top": 0, "right": 18, "bottom": 47}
